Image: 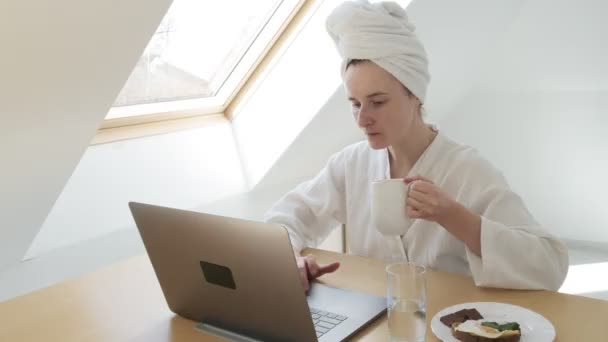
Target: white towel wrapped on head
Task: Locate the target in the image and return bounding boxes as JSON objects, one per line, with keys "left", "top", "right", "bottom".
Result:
{"left": 326, "top": 0, "right": 430, "bottom": 103}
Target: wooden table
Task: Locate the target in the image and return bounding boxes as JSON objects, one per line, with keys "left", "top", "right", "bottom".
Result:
{"left": 1, "top": 248, "right": 607, "bottom": 341}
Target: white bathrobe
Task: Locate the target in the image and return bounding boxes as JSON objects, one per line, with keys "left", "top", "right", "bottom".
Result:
{"left": 264, "top": 132, "right": 569, "bottom": 291}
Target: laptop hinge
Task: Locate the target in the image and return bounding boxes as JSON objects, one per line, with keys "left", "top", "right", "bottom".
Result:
{"left": 195, "top": 322, "right": 264, "bottom": 342}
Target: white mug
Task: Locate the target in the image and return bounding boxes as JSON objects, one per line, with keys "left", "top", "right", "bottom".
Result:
{"left": 371, "top": 178, "right": 413, "bottom": 236}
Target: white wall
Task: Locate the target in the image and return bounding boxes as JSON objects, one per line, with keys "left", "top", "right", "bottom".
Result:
{"left": 439, "top": 90, "right": 608, "bottom": 242}
{"left": 231, "top": 0, "right": 343, "bottom": 188}
{"left": 406, "top": 0, "right": 526, "bottom": 119}
{"left": 0, "top": 0, "right": 172, "bottom": 270}
{"left": 26, "top": 121, "right": 247, "bottom": 259}
{"left": 3, "top": 64, "right": 360, "bottom": 301}
{"left": 1, "top": 227, "right": 145, "bottom": 301}
{"left": 5, "top": 121, "right": 247, "bottom": 300}
{"left": 476, "top": 0, "right": 608, "bottom": 93}
{"left": 256, "top": 87, "right": 363, "bottom": 189}
{"left": 198, "top": 87, "right": 364, "bottom": 255}
{"left": 435, "top": 0, "right": 608, "bottom": 242}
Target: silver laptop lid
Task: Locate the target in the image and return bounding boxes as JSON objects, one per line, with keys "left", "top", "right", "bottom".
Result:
{"left": 129, "top": 202, "right": 317, "bottom": 341}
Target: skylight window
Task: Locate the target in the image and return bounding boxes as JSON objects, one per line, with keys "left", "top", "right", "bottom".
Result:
{"left": 106, "top": 0, "right": 301, "bottom": 120}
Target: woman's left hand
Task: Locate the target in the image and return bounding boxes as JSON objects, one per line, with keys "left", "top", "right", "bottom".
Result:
{"left": 404, "top": 176, "right": 455, "bottom": 224}
{"left": 405, "top": 175, "right": 483, "bottom": 256}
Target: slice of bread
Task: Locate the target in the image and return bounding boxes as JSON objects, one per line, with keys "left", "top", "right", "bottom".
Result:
{"left": 452, "top": 329, "right": 521, "bottom": 342}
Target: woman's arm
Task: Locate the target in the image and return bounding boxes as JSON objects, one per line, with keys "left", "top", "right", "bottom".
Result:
{"left": 405, "top": 176, "right": 569, "bottom": 291}
{"left": 264, "top": 150, "right": 348, "bottom": 252}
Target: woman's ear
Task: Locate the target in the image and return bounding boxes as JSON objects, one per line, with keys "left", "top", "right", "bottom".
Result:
{"left": 419, "top": 104, "right": 425, "bottom": 118}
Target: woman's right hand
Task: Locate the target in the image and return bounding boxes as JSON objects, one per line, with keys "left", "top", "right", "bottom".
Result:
{"left": 295, "top": 254, "right": 340, "bottom": 292}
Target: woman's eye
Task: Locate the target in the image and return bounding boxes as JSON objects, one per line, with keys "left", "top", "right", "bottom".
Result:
{"left": 372, "top": 101, "right": 385, "bottom": 106}
{"left": 351, "top": 103, "right": 361, "bottom": 109}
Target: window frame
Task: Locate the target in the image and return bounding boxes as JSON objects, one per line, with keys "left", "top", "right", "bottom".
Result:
{"left": 95, "top": 0, "right": 317, "bottom": 145}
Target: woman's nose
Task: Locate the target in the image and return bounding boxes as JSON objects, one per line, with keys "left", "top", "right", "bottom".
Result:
{"left": 357, "top": 106, "right": 373, "bottom": 127}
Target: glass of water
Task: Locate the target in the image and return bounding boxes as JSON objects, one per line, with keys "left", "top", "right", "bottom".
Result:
{"left": 386, "top": 262, "right": 426, "bottom": 342}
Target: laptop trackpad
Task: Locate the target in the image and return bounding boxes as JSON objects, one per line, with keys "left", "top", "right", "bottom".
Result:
{"left": 306, "top": 283, "right": 386, "bottom": 321}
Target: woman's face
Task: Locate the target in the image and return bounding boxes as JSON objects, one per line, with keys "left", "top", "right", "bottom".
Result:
{"left": 344, "top": 60, "right": 421, "bottom": 150}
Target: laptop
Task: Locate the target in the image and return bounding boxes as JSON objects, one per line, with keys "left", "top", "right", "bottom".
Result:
{"left": 129, "top": 202, "right": 386, "bottom": 342}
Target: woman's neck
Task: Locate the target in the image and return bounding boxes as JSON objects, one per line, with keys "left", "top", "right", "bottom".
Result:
{"left": 388, "top": 124, "right": 437, "bottom": 178}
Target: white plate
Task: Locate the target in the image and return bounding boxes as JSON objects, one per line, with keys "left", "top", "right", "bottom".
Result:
{"left": 430, "top": 302, "right": 555, "bottom": 341}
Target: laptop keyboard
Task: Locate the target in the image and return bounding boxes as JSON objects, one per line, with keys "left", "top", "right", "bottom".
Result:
{"left": 309, "top": 307, "right": 348, "bottom": 338}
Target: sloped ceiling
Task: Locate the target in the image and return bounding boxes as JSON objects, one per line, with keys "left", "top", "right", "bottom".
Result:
{"left": 255, "top": 87, "right": 362, "bottom": 190}
{"left": 0, "top": 0, "right": 172, "bottom": 270}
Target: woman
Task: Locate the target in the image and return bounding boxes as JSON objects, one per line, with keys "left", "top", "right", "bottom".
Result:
{"left": 264, "top": 0, "right": 568, "bottom": 291}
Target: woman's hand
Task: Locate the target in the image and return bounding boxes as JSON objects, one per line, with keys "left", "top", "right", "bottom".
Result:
{"left": 295, "top": 254, "right": 340, "bottom": 292}
{"left": 404, "top": 176, "right": 482, "bottom": 256}
{"left": 404, "top": 176, "right": 455, "bottom": 224}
